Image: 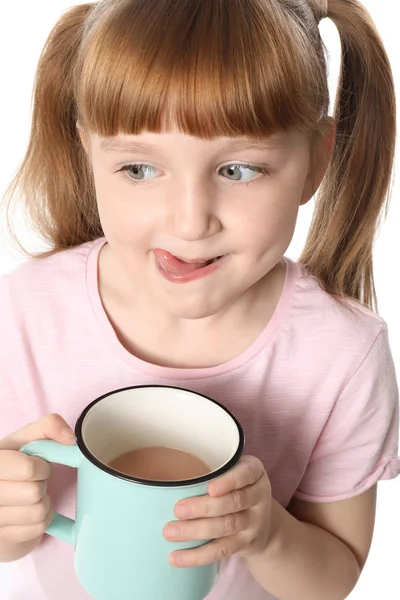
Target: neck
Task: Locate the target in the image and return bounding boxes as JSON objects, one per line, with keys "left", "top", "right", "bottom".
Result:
{"left": 98, "top": 245, "right": 286, "bottom": 368}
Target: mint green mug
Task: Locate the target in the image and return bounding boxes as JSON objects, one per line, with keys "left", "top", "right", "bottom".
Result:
{"left": 20, "top": 385, "right": 244, "bottom": 600}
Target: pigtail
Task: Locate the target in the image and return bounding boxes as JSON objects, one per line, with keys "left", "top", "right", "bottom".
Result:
{"left": 300, "top": 0, "right": 396, "bottom": 311}
{"left": 3, "top": 3, "right": 101, "bottom": 254}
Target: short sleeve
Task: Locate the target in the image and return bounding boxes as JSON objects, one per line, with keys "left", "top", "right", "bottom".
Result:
{"left": 0, "top": 274, "right": 32, "bottom": 439}
{"left": 294, "top": 323, "right": 400, "bottom": 503}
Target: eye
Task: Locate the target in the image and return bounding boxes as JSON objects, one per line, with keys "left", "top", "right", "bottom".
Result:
{"left": 219, "top": 164, "right": 268, "bottom": 183}
{"left": 118, "top": 164, "right": 158, "bottom": 184}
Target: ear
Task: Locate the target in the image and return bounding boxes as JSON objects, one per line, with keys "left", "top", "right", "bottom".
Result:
{"left": 76, "top": 120, "right": 89, "bottom": 154}
{"left": 300, "top": 117, "right": 336, "bottom": 206}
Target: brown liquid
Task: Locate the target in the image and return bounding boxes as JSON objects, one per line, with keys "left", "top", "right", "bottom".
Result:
{"left": 108, "top": 446, "right": 211, "bottom": 481}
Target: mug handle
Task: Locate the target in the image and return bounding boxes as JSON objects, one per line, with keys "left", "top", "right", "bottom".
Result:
{"left": 20, "top": 440, "right": 81, "bottom": 546}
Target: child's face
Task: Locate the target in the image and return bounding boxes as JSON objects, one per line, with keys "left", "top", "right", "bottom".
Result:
{"left": 82, "top": 126, "right": 329, "bottom": 319}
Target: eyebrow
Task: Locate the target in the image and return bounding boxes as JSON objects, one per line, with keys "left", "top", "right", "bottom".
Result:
{"left": 100, "top": 137, "right": 284, "bottom": 155}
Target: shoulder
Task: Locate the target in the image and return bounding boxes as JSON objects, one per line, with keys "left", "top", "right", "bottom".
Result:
{"left": 284, "top": 258, "right": 387, "bottom": 359}
{"left": 0, "top": 238, "right": 105, "bottom": 331}
{"left": 0, "top": 238, "right": 104, "bottom": 308}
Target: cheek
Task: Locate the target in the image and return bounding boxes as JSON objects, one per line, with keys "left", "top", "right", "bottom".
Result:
{"left": 267, "top": 202, "right": 299, "bottom": 239}
{"left": 237, "top": 190, "right": 300, "bottom": 254}
{"left": 93, "top": 172, "right": 148, "bottom": 240}
{"left": 93, "top": 171, "right": 120, "bottom": 222}
{"left": 95, "top": 192, "right": 132, "bottom": 241}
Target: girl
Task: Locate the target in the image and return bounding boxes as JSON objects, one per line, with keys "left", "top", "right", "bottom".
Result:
{"left": 0, "top": 0, "right": 399, "bottom": 599}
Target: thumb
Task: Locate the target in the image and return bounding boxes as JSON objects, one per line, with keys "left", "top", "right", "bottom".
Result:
{"left": 0, "top": 413, "right": 76, "bottom": 451}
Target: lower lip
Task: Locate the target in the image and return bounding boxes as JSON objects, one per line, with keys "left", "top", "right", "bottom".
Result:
{"left": 155, "top": 254, "right": 227, "bottom": 283}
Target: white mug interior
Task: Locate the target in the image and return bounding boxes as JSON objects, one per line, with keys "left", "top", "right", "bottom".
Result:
{"left": 80, "top": 386, "right": 241, "bottom": 479}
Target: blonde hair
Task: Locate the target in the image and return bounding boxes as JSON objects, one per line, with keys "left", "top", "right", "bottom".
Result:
{"left": 3, "top": 0, "right": 396, "bottom": 311}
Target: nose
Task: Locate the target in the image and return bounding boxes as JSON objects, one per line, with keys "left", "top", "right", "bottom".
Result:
{"left": 165, "top": 179, "right": 222, "bottom": 241}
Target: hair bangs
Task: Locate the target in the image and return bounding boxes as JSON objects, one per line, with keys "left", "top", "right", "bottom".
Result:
{"left": 75, "top": 0, "right": 325, "bottom": 140}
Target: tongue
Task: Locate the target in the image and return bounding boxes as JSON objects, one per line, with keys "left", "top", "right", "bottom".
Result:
{"left": 154, "top": 249, "right": 206, "bottom": 275}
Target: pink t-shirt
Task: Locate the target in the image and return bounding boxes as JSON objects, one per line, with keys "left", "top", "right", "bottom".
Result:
{"left": 0, "top": 237, "right": 399, "bottom": 600}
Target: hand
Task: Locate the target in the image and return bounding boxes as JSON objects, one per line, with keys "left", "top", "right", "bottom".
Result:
{"left": 163, "top": 455, "right": 272, "bottom": 567}
{"left": 0, "top": 414, "right": 75, "bottom": 549}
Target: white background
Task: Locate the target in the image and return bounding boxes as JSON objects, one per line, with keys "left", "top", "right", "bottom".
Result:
{"left": 0, "top": 1, "right": 399, "bottom": 598}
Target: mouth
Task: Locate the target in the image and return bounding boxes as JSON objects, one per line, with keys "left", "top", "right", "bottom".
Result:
{"left": 185, "top": 256, "right": 223, "bottom": 266}
{"left": 153, "top": 249, "right": 226, "bottom": 281}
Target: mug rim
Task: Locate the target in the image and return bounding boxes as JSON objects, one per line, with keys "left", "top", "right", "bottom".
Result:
{"left": 75, "top": 384, "right": 245, "bottom": 487}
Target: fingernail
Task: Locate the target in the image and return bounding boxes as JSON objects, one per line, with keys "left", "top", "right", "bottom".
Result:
{"left": 170, "top": 553, "right": 185, "bottom": 567}
{"left": 164, "top": 525, "right": 179, "bottom": 540}
{"left": 62, "top": 428, "right": 75, "bottom": 440}
{"left": 176, "top": 504, "right": 191, "bottom": 518}
{"left": 209, "top": 481, "right": 222, "bottom": 496}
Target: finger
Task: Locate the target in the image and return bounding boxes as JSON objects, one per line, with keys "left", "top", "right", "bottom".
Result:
{"left": 0, "top": 480, "right": 47, "bottom": 506}
{"left": 0, "top": 414, "right": 75, "bottom": 451}
{"left": 0, "top": 495, "right": 51, "bottom": 527}
{"left": 0, "top": 451, "right": 51, "bottom": 482}
{"left": 164, "top": 510, "right": 253, "bottom": 542}
{"left": 0, "top": 503, "right": 54, "bottom": 544}
{"left": 169, "top": 533, "right": 249, "bottom": 568}
{"left": 175, "top": 482, "right": 261, "bottom": 519}
{"left": 208, "top": 456, "right": 265, "bottom": 497}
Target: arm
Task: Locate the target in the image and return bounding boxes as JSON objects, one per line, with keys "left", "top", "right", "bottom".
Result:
{"left": 247, "top": 324, "right": 397, "bottom": 599}
{"left": 165, "top": 456, "right": 377, "bottom": 600}
{"left": 247, "top": 485, "right": 376, "bottom": 600}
